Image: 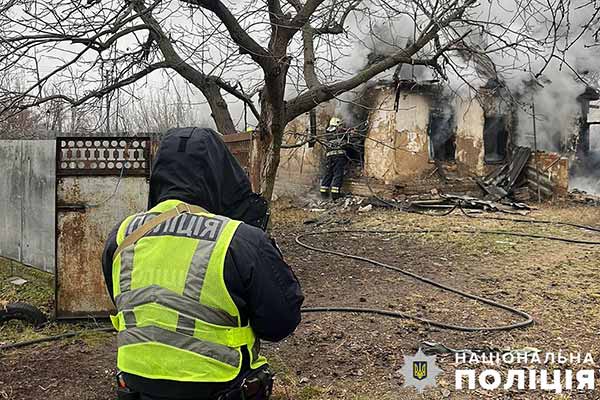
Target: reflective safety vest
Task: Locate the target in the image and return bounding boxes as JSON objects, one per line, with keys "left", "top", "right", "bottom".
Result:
{"left": 110, "top": 199, "right": 267, "bottom": 382}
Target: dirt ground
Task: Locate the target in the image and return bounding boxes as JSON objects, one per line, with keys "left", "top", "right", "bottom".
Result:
{"left": 2, "top": 200, "right": 600, "bottom": 399}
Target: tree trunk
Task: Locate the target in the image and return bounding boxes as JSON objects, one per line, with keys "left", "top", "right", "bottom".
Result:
{"left": 200, "top": 79, "right": 237, "bottom": 135}
{"left": 250, "top": 106, "right": 284, "bottom": 200}
{"left": 250, "top": 61, "right": 289, "bottom": 201}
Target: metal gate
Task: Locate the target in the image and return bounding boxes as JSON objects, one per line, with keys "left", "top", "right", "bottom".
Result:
{"left": 222, "top": 132, "right": 251, "bottom": 170}
{"left": 55, "top": 138, "right": 151, "bottom": 318}
{"left": 222, "top": 132, "right": 256, "bottom": 190}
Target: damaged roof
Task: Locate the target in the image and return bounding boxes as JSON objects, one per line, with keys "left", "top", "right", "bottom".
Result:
{"left": 373, "top": 79, "right": 442, "bottom": 93}
{"left": 578, "top": 86, "right": 600, "bottom": 101}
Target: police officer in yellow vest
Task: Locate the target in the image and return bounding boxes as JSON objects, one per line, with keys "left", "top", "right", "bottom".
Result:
{"left": 102, "top": 127, "right": 304, "bottom": 400}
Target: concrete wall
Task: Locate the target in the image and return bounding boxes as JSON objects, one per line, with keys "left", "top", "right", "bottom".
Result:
{"left": 0, "top": 140, "right": 55, "bottom": 272}
{"left": 0, "top": 141, "right": 23, "bottom": 263}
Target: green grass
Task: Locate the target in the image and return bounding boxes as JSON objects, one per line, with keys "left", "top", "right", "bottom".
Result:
{"left": 0, "top": 257, "right": 54, "bottom": 313}
{"left": 0, "top": 257, "right": 112, "bottom": 347}
{"left": 296, "top": 386, "right": 325, "bottom": 400}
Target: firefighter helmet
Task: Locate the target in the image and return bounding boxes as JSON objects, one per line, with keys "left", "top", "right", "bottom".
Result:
{"left": 329, "top": 117, "right": 342, "bottom": 127}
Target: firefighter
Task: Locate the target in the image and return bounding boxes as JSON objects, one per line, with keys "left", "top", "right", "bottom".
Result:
{"left": 101, "top": 127, "right": 304, "bottom": 400}
{"left": 320, "top": 117, "right": 349, "bottom": 200}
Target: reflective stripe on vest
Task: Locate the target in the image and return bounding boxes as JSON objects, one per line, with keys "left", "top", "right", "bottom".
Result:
{"left": 115, "top": 285, "right": 238, "bottom": 327}
{"left": 111, "top": 199, "right": 267, "bottom": 382}
{"left": 118, "top": 326, "right": 239, "bottom": 367}
{"left": 326, "top": 149, "right": 345, "bottom": 157}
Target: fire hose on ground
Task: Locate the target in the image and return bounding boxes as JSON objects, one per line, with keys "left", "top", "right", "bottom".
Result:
{"left": 2, "top": 222, "right": 600, "bottom": 351}
{"left": 296, "top": 227, "right": 600, "bottom": 332}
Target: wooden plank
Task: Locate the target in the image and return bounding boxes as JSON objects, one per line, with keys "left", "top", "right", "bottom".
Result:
{"left": 525, "top": 168, "right": 553, "bottom": 186}
{"left": 222, "top": 132, "right": 252, "bottom": 143}
{"left": 506, "top": 147, "right": 531, "bottom": 190}
{"left": 526, "top": 179, "right": 553, "bottom": 197}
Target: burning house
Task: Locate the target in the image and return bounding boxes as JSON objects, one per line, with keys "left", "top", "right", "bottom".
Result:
{"left": 276, "top": 78, "right": 599, "bottom": 200}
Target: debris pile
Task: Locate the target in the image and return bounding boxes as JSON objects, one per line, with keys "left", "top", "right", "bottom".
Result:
{"left": 409, "top": 194, "right": 532, "bottom": 215}
{"left": 301, "top": 190, "right": 533, "bottom": 222}
{"left": 301, "top": 196, "right": 366, "bottom": 226}
{"left": 568, "top": 188, "right": 600, "bottom": 205}
{"left": 477, "top": 146, "right": 531, "bottom": 201}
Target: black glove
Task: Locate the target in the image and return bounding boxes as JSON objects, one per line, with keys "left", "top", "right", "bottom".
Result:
{"left": 243, "top": 193, "right": 270, "bottom": 231}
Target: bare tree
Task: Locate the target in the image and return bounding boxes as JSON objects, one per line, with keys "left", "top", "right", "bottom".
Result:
{"left": 0, "top": 74, "right": 51, "bottom": 137}
{"left": 0, "top": 0, "right": 597, "bottom": 199}
{"left": 120, "top": 86, "right": 214, "bottom": 134}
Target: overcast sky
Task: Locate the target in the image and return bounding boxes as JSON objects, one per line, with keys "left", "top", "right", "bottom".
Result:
{"left": 3, "top": 0, "right": 600, "bottom": 133}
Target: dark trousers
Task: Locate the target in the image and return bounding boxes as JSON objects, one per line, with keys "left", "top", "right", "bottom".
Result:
{"left": 320, "top": 154, "right": 347, "bottom": 195}
{"left": 127, "top": 365, "right": 271, "bottom": 400}
{"left": 131, "top": 379, "right": 239, "bottom": 400}
{"left": 138, "top": 394, "right": 236, "bottom": 400}
{"left": 136, "top": 384, "right": 240, "bottom": 400}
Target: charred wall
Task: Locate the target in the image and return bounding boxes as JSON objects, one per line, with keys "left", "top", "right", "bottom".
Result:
{"left": 364, "top": 85, "right": 431, "bottom": 182}
{"left": 275, "top": 82, "right": 515, "bottom": 195}
{"left": 365, "top": 84, "right": 495, "bottom": 182}
{"left": 454, "top": 97, "right": 486, "bottom": 176}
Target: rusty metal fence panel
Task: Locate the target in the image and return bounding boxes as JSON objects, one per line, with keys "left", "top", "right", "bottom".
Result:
{"left": 222, "top": 133, "right": 252, "bottom": 171}
{"left": 55, "top": 137, "right": 151, "bottom": 318}
{"left": 57, "top": 138, "right": 150, "bottom": 176}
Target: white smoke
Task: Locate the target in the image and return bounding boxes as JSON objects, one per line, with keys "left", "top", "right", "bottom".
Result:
{"left": 326, "top": 1, "right": 600, "bottom": 195}
{"left": 344, "top": 1, "right": 599, "bottom": 138}
{"left": 511, "top": 70, "right": 585, "bottom": 152}
{"left": 337, "top": 8, "right": 435, "bottom": 80}
{"left": 569, "top": 175, "right": 600, "bottom": 194}
{"left": 471, "top": 2, "right": 598, "bottom": 151}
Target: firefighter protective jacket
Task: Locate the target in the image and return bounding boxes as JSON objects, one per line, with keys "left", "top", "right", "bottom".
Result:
{"left": 324, "top": 125, "right": 350, "bottom": 157}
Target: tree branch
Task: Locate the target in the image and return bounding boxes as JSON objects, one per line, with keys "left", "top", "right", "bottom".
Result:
{"left": 287, "top": 0, "right": 326, "bottom": 34}
{"left": 213, "top": 77, "right": 261, "bottom": 120}
{"left": 302, "top": 0, "right": 361, "bottom": 89}
{"left": 288, "top": 56, "right": 436, "bottom": 121}
{"left": 179, "top": 0, "right": 271, "bottom": 65}
{"left": 289, "top": 0, "right": 477, "bottom": 120}
{"left": 314, "top": 0, "right": 360, "bottom": 34}
{"left": 132, "top": 0, "right": 258, "bottom": 133}
{"left": 302, "top": 26, "right": 321, "bottom": 89}
{"left": 267, "top": 0, "right": 285, "bottom": 23}
{"left": 12, "top": 61, "right": 170, "bottom": 110}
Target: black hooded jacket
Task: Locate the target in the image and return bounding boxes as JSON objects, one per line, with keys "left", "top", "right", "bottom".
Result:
{"left": 101, "top": 127, "right": 304, "bottom": 398}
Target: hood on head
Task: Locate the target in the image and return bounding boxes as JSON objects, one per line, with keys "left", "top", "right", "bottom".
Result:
{"left": 148, "top": 127, "right": 254, "bottom": 220}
